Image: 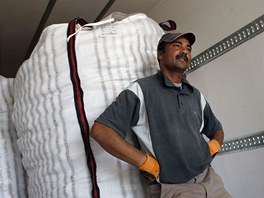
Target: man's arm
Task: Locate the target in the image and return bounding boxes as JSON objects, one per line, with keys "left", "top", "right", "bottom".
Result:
{"left": 208, "top": 129, "right": 224, "bottom": 156}
{"left": 210, "top": 129, "right": 224, "bottom": 145}
{"left": 90, "top": 122, "right": 160, "bottom": 177}
{"left": 91, "top": 122, "right": 146, "bottom": 167}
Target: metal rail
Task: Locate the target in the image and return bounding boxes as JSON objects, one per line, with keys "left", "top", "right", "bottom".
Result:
{"left": 186, "top": 15, "right": 264, "bottom": 74}
{"left": 219, "top": 131, "right": 264, "bottom": 155}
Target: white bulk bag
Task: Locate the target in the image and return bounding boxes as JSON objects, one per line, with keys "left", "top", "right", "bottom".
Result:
{"left": 0, "top": 76, "right": 26, "bottom": 197}
{"left": 13, "top": 12, "right": 164, "bottom": 197}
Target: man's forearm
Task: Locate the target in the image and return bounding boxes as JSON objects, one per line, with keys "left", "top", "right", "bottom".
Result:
{"left": 208, "top": 129, "right": 224, "bottom": 156}
{"left": 90, "top": 122, "right": 146, "bottom": 167}
{"left": 210, "top": 129, "right": 224, "bottom": 145}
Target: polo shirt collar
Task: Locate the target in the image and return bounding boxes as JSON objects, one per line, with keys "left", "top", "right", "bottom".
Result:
{"left": 157, "top": 70, "right": 194, "bottom": 94}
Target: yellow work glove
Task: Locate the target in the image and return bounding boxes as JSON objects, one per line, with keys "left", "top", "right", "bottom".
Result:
{"left": 139, "top": 154, "right": 160, "bottom": 178}
{"left": 208, "top": 139, "right": 221, "bottom": 156}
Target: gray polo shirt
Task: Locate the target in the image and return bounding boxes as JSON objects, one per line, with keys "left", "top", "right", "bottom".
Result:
{"left": 96, "top": 71, "right": 222, "bottom": 184}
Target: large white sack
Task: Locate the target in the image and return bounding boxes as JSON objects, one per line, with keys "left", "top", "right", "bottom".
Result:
{"left": 0, "top": 76, "right": 27, "bottom": 198}
{"left": 12, "top": 12, "right": 164, "bottom": 197}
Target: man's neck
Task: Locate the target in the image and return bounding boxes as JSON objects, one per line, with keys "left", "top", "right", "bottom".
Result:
{"left": 161, "top": 69, "right": 183, "bottom": 83}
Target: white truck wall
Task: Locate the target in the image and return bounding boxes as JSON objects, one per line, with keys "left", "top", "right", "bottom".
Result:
{"left": 148, "top": 1, "right": 264, "bottom": 197}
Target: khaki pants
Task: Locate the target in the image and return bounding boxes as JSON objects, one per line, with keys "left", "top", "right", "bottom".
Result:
{"left": 146, "top": 167, "right": 232, "bottom": 198}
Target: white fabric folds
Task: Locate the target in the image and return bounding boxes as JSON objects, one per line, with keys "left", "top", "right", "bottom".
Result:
{"left": 0, "top": 76, "right": 26, "bottom": 198}
{"left": 12, "top": 12, "right": 164, "bottom": 197}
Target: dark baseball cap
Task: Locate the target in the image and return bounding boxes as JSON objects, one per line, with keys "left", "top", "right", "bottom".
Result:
{"left": 157, "top": 32, "right": 196, "bottom": 51}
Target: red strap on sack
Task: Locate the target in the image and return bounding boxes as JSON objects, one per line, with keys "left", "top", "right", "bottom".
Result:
{"left": 159, "top": 20, "right": 177, "bottom": 31}
{"left": 67, "top": 17, "right": 100, "bottom": 198}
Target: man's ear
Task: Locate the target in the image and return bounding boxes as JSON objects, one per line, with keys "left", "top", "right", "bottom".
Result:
{"left": 157, "top": 51, "right": 163, "bottom": 62}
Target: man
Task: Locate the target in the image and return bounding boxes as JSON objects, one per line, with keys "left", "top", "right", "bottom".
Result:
{"left": 91, "top": 32, "right": 231, "bottom": 197}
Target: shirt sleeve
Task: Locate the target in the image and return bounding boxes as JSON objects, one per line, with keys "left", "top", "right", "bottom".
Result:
{"left": 95, "top": 89, "right": 140, "bottom": 139}
{"left": 201, "top": 101, "right": 223, "bottom": 138}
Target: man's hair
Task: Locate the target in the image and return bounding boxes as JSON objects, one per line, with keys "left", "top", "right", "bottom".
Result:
{"left": 157, "top": 42, "right": 167, "bottom": 52}
{"left": 157, "top": 42, "right": 167, "bottom": 63}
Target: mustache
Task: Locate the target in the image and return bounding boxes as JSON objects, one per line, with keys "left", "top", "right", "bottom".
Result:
{"left": 176, "top": 53, "right": 189, "bottom": 62}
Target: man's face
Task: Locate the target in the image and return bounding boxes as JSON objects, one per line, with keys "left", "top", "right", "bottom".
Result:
{"left": 158, "top": 37, "right": 192, "bottom": 73}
